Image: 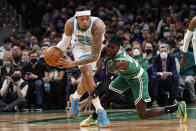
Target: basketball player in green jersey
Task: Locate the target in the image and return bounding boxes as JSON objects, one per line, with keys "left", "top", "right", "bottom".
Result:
{"left": 79, "top": 35, "right": 187, "bottom": 127}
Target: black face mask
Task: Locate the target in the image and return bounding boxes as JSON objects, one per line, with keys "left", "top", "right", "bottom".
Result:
{"left": 31, "top": 58, "right": 37, "bottom": 64}
{"left": 136, "top": 19, "right": 142, "bottom": 23}
{"left": 12, "top": 75, "right": 21, "bottom": 82}
{"left": 14, "top": 57, "right": 21, "bottom": 64}
{"left": 176, "top": 36, "right": 183, "bottom": 41}
{"left": 20, "top": 46, "right": 26, "bottom": 50}
{"left": 145, "top": 49, "right": 153, "bottom": 54}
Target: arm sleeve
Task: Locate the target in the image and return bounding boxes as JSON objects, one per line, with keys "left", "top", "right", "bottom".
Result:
{"left": 57, "top": 33, "right": 71, "bottom": 51}
{"left": 183, "top": 30, "right": 194, "bottom": 52}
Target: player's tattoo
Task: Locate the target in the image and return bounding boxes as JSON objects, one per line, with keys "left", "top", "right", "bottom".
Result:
{"left": 108, "top": 59, "right": 129, "bottom": 74}
{"left": 75, "top": 20, "right": 105, "bottom": 66}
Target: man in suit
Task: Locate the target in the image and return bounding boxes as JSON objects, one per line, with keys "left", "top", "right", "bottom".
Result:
{"left": 151, "top": 44, "right": 179, "bottom": 107}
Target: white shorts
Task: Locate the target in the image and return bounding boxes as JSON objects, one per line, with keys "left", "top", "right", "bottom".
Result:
{"left": 73, "top": 49, "right": 97, "bottom": 72}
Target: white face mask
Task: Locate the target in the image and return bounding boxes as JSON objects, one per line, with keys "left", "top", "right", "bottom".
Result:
{"left": 160, "top": 52, "right": 168, "bottom": 59}
{"left": 133, "top": 49, "right": 140, "bottom": 56}
{"left": 179, "top": 45, "right": 183, "bottom": 51}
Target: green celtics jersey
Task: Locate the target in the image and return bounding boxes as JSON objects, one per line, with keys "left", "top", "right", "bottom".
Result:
{"left": 113, "top": 49, "right": 142, "bottom": 78}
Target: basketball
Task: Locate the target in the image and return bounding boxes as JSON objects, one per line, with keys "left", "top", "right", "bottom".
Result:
{"left": 44, "top": 46, "right": 64, "bottom": 66}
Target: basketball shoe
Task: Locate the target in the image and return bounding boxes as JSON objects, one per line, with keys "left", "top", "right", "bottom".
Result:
{"left": 175, "top": 101, "right": 187, "bottom": 124}
{"left": 69, "top": 94, "right": 79, "bottom": 118}
{"left": 96, "top": 108, "right": 110, "bottom": 128}
{"left": 80, "top": 115, "right": 98, "bottom": 127}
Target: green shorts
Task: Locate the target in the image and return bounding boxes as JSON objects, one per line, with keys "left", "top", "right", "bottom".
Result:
{"left": 109, "top": 71, "right": 151, "bottom": 105}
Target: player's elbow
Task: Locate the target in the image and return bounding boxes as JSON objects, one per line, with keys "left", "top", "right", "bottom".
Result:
{"left": 91, "top": 55, "right": 99, "bottom": 62}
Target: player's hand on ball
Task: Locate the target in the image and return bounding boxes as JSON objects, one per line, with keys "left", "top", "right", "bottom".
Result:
{"left": 57, "top": 58, "right": 75, "bottom": 68}
{"left": 79, "top": 96, "right": 93, "bottom": 112}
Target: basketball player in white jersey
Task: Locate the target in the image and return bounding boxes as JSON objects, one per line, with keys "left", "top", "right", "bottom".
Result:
{"left": 56, "top": 6, "right": 110, "bottom": 128}
{"left": 182, "top": 16, "right": 196, "bottom": 63}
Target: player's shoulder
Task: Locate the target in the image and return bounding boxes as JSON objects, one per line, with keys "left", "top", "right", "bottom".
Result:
{"left": 65, "top": 17, "right": 74, "bottom": 26}
{"left": 92, "top": 17, "right": 105, "bottom": 33}
{"left": 191, "top": 16, "right": 196, "bottom": 21}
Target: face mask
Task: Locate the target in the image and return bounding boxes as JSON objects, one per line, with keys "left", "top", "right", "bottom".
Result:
{"left": 145, "top": 49, "right": 152, "bottom": 54}
{"left": 20, "top": 46, "right": 26, "bottom": 50}
{"left": 163, "top": 32, "right": 169, "bottom": 38}
{"left": 57, "top": 23, "right": 64, "bottom": 28}
{"left": 31, "top": 58, "right": 37, "bottom": 64}
{"left": 133, "top": 49, "right": 140, "bottom": 56}
{"left": 43, "top": 41, "right": 50, "bottom": 46}
{"left": 22, "top": 59, "right": 29, "bottom": 63}
{"left": 176, "top": 36, "right": 183, "bottom": 41}
{"left": 4, "top": 61, "right": 11, "bottom": 67}
{"left": 136, "top": 19, "right": 142, "bottom": 23}
{"left": 179, "top": 46, "right": 183, "bottom": 51}
{"left": 99, "top": 11, "right": 105, "bottom": 17}
{"left": 4, "top": 44, "right": 12, "bottom": 51}
{"left": 128, "top": 15, "right": 134, "bottom": 21}
{"left": 12, "top": 75, "right": 21, "bottom": 82}
{"left": 134, "top": 29, "right": 140, "bottom": 34}
{"left": 160, "top": 52, "right": 168, "bottom": 59}
{"left": 118, "top": 21, "right": 124, "bottom": 27}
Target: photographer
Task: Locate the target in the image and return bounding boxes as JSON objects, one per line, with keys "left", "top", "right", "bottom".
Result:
{"left": 0, "top": 68, "right": 28, "bottom": 112}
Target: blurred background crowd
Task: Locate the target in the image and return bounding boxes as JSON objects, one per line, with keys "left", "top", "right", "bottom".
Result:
{"left": 0, "top": 0, "right": 195, "bottom": 112}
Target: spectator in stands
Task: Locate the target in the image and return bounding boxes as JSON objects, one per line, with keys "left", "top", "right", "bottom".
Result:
{"left": 0, "top": 68, "right": 28, "bottom": 112}
{"left": 131, "top": 24, "right": 143, "bottom": 43}
{"left": 151, "top": 44, "right": 179, "bottom": 107}
{"left": 21, "top": 50, "right": 29, "bottom": 65}
{"left": 32, "top": 45, "right": 41, "bottom": 54}
{"left": 170, "top": 31, "right": 184, "bottom": 54}
{"left": 29, "top": 36, "right": 39, "bottom": 50}
{"left": 42, "top": 36, "right": 51, "bottom": 46}
{"left": 174, "top": 40, "right": 196, "bottom": 104}
{"left": 0, "top": 54, "right": 15, "bottom": 86}
{"left": 22, "top": 50, "right": 45, "bottom": 111}
{"left": 143, "top": 42, "right": 154, "bottom": 65}
{"left": 142, "top": 29, "right": 150, "bottom": 43}
{"left": 43, "top": 66, "right": 65, "bottom": 109}
{"left": 132, "top": 41, "right": 149, "bottom": 70}
{"left": 12, "top": 45, "right": 23, "bottom": 67}
{"left": 41, "top": 2, "right": 59, "bottom": 29}
{"left": 0, "top": 38, "right": 13, "bottom": 59}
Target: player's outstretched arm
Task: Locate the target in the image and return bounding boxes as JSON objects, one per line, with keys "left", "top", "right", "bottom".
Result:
{"left": 75, "top": 20, "right": 106, "bottom": 66}
{"left": 183, "top": 16, "right": 196, "bottom": 52}
{"left": 108, "top": 59, "right": 129, "bottom": 74}
{"left": 57, "top": 18, "right": 72, "bottom": 51}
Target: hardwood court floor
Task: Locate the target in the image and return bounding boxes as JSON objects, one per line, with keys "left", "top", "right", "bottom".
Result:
{"left": 0, "top": 104, "right": 196, "bottom": 131}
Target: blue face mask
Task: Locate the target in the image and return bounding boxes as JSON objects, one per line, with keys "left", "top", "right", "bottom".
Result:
{"left": 4, "top": 44, "right": 12, "bottom": 51}
{"left": 57, "top": 23, "right": 64, "bottom": 28}
{"left": 134, "top": 29, "right": 140, "bottom": 34}
{"left": 163, "top": 32, "right": 169, "bottom": 38}
{"left": 128, "top": 15, "right": 134, "bottom": 21}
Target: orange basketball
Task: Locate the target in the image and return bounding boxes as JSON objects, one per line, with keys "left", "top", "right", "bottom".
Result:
{"left": 44, "top": 46, "right": 64, "bottom": 66}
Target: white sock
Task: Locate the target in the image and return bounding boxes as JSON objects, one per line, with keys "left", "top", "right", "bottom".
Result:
{"left": 92, "top": 97, "right": 103, "bottom": 111}
{"left": 72, "top": 91, "right": 82, "bottom": 99}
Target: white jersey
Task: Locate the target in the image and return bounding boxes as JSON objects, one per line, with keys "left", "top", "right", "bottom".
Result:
{"left": 71, "top": 16, "right": 103, "bottom": 71}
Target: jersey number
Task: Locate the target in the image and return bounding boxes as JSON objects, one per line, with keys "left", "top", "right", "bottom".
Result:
{"left": 77, "top": 35, "right": 92, "bottom": 45}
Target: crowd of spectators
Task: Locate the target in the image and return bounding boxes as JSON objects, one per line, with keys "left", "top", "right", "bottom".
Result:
{"left": 0, "top": 0, "right": 196, "bottom": 112}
